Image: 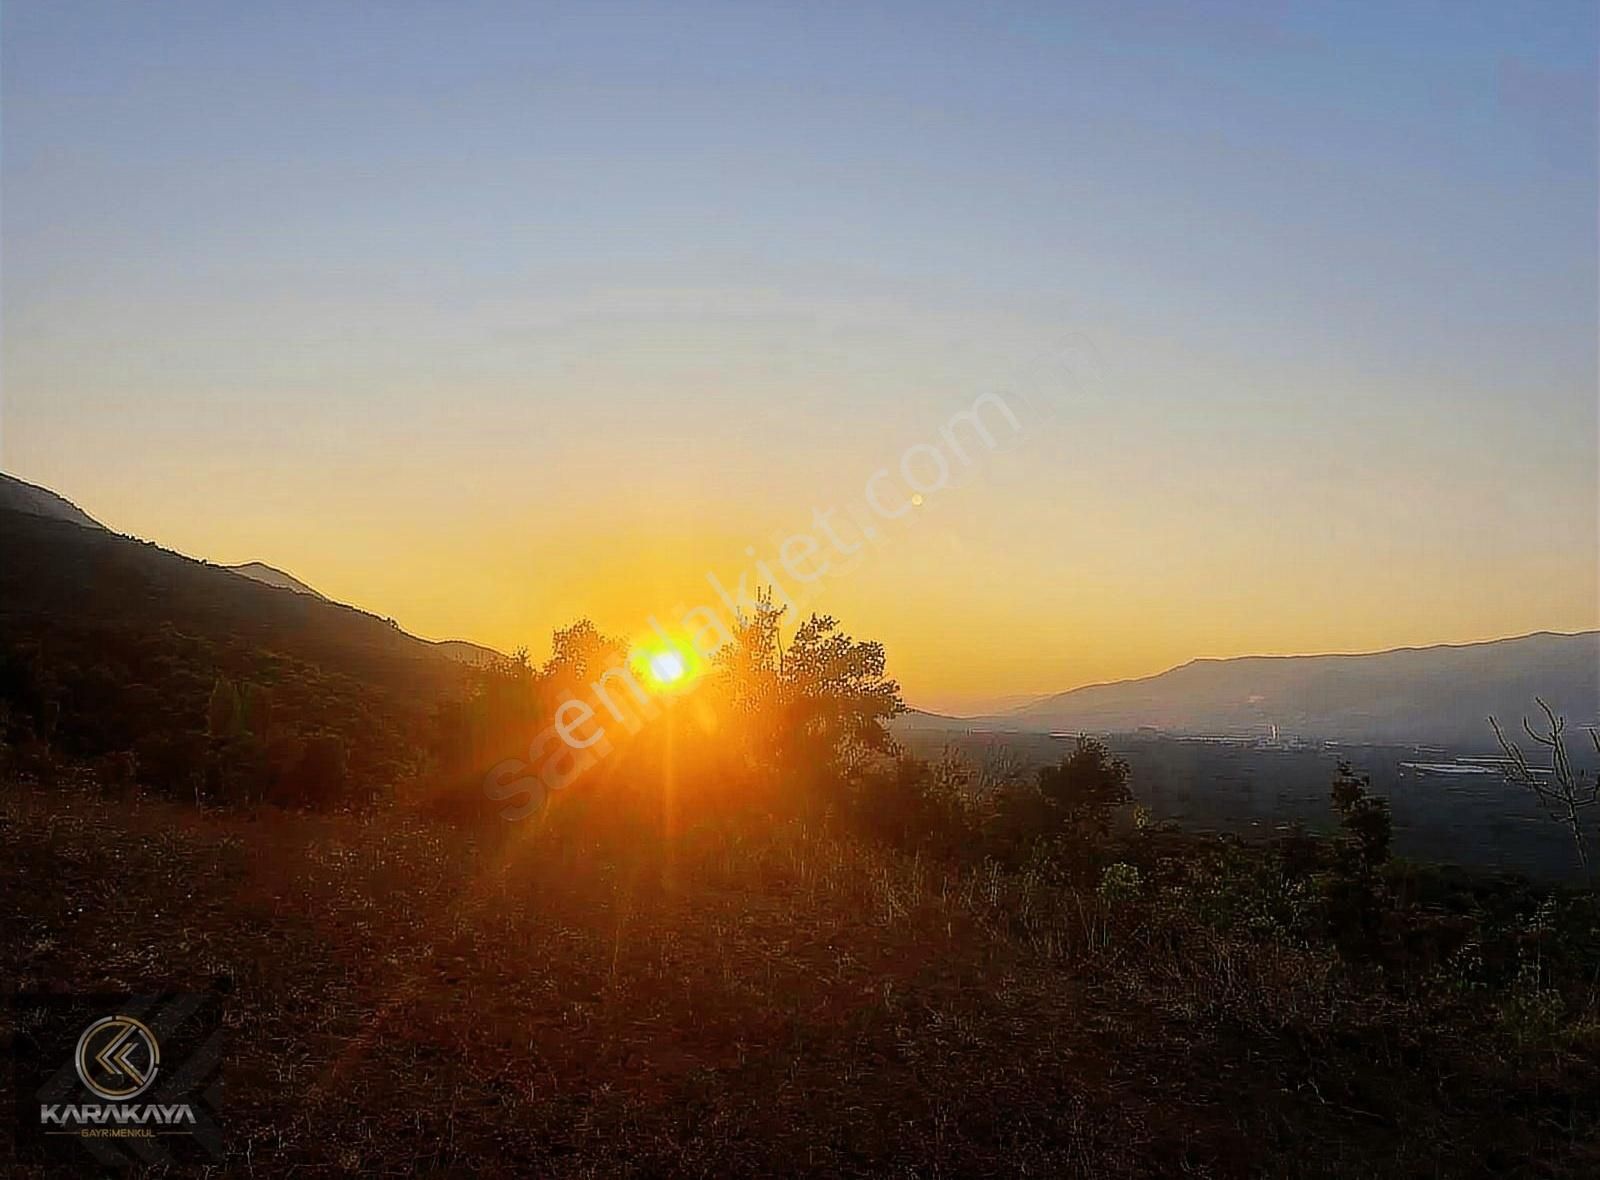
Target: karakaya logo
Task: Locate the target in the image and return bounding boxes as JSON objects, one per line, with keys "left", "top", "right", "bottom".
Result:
{"left": 74, "top": 1015, "right": 160, "bottom": 1101}
{"left": 13, "top": 991, "right": 224, "bottom": 1166}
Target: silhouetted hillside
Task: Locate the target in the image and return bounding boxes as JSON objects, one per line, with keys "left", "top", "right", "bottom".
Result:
{"left": 0, "top": 509, "right": 468, "bottom": 686}
{"left": 0, "top": 472, "right": 104, "bottom": 530}
{"left": 429, "top": 638, "right": 508, "bottom": 667}
{"left": 224, "top": 561, "right": 504, "bottom": 667}
{"left": 1001, "top": 632, "right": 1600, "bottom": 746}
{"left": 0, "top": 507, "right": 469, "bottom": 803}
{"left": 225, "top": 561, "right": 328, "bottom": 599}
{"left": 892, "top": 707, "right": 968, "bottom": 732}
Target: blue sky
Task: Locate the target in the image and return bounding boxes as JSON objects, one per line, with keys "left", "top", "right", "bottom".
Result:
{"left": 3, "top": 1, "right": 1596, "bottom": 709}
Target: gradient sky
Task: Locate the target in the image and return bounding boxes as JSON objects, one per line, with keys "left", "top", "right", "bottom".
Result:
{"left": 3, "top": 1, "right": 1596, "bottom": 713}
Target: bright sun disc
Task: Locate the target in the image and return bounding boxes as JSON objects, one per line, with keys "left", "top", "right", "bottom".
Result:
{"left": 632, "top": 634, "right": 702, "bottom": 696}
{"left": 649, "top": 650, "right": 686, "bottom": 684}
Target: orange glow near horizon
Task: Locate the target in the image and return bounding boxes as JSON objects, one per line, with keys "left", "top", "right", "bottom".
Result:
{"left": 44, "top": 461, "right": 1595, "bottom": 718}
{"left": 8, "top": 339, "right": 1596, "bottom": 718}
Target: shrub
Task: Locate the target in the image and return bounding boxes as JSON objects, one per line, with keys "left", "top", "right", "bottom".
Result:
{"left": 849, "top": 752, "right": 980, "bottom": 858}
{"left": 272, "top": 734, "right": 349, "bottom": 809}
{"left": 1097, "top": 861, "right": 1143, "bottom": 904}
{"left": 1323, "top": 762, "right": 1394, "bottom": 956}
{"left": 1330, "top": 761, "right": 1392, "bottom": 871}
{"left": 982, "top": 738, "right": 1133, "bottom": 879}
{"left": 1038, "top": 736, "right": 1132, "bottom": 836}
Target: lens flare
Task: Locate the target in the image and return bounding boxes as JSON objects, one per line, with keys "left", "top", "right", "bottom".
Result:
{"left": 631, "top": 632, "right": 704, "bottom": 696}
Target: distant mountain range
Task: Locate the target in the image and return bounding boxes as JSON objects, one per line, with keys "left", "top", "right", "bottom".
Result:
{"left": 929, "top": 632, "right": 1599, "bottom": 748}
{"left": 0, "top": 472, "right": 504, "bottom": 668}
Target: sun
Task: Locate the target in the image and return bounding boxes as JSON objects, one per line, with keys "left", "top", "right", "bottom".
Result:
{"left": 632, "top": 633, "right": 704, "bottom": 696}
{"left": 649, "top": 650, "right": 686, "bottom": 685}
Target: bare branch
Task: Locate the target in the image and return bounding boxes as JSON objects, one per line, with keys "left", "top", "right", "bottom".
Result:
{"left": 1493, "top": 699, "right": 1594, "bottom": 877}
{"left": 1523, "top": 714, "right": 1558, "bottom": 749}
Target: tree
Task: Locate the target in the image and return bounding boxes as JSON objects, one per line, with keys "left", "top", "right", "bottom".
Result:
{"left": 850, "top": 752, "right": 978, "bottom": 856}
{"left": 780, "top": 611, "right": 904, "bottom": 771}
{"left": 206, "top": 676, "right": 242, "bottom": 738}
{"left": 712, "top": 589, "right": 903, "bottom": 781}
{"left": 544, "top": 620, "right": 625, "bottom": 684}
{"left": 1490, "top": 698, "right": 1600, "bottom": 876}
{"left": 981, "top": 738, "right": 1132, "bottom": 878}
{"left": 1324, "top": 761, "right": 1393, "bottom": 954}
{"left": 1037, "top": 736, "right": 1132, "bottom": 836}
{"left": 1330, "top": 761, "right": 1391, "bottom": 871}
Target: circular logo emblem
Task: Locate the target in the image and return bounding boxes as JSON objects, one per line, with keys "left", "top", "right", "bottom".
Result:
{"left": 74, "top": 1015, "right": 160, "bottom": 1101}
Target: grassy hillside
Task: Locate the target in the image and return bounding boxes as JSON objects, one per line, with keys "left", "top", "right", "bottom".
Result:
{"left": 4, "top": 775, "right": 1597, "bottom": 1176}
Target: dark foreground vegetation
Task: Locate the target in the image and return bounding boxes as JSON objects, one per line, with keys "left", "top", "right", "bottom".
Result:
{"left": 4, "top": 509, "right": 1600, "bottom": 1175}
{"left": 5, "top": 761, "right": 1600, "bottom": 1177}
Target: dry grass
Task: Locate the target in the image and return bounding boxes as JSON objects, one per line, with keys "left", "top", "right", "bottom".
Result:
{"left": 3, "top": 779, "right": 1597, "bottom": 1176}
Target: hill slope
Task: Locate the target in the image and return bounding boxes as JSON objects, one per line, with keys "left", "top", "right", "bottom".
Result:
{"left": 0, "top": 472, "right": 105, "bottom": 530}
{"left": 224, "top": 562, "right": 503, "bottom": 666}
{"left": 1001, "top": 632, "right": 1600, "bottom": 746}
{"left": 0, "top": 471, "right": 505, "bottom": 671}
{"left": 428, "top": 638, "right": 507, "bottom": 667}
{"left": 0, "top": 508, "right": 467, "bottom": 689}
{"left": 0, "top": 506, "right": 473, "bottom": 801}
{"left": 225, "top": 561, "right": 328, "bottom": 599}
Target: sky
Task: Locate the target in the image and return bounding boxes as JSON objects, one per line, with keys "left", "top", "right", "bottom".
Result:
{"left": 3, "top": 1, "right": 1596, "bottom": 714}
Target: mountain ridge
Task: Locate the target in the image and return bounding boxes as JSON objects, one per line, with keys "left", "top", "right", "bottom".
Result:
{"left": 7, "top": 471, "right": 1592, "bottom": 744}
{"left": 2, "top": 470, "right": 506, "bottom": 670}
{"left": 1009, "top": 630, "right": 1600, "bottom": 709}
{"left": 984, "top": 630, "right": 1600, "bottom": 747}
{"left": 221, "top": 560, "right": 503, "bottom": 665}
{"left": 0, "top": 472, "right": 106, "bottom": 531}
{"left": 225, "top": 561, "right": 328, "bottom": 600}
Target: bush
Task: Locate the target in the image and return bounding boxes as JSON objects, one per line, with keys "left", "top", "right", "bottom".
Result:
{"left": 1330, "top": 761, "right": 1392, "bottom": 871}
{"left": 849, "top": 752, "right": 980, "bottom": 858}
{"left": 272, "top": 734, "right": 349, "bottom": 809}
{"left": 1037, "top": 737, "right": 1132, "bottom": 834}
{"left": 982, "top": 738, "right": 1133, "bottom": 879}
{"left": 1097, "top": 861, "right": 1143, "bottom": 903}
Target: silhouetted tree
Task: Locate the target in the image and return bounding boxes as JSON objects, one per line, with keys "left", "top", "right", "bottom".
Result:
{"left": 712, "top": 590, "right": 903, "bottom": 782}
{"left": 1319, "top": 761, "right": 1394, "bottom": 956}
{"left": 1330, "top": 761, "right": 1392, "bottom": 871}
{"left": 1491, "top": 698, "right": 1600, "bottom": 876}
{"left": 544, "top": 620, "right": 625, "bottom": 684}
{"left": 981, "top": 738, "right": 1132, "bottom": 876}
{"left": 850, "top": 751, "right": 979, "bottom": 857}
{"left": 1037, "top": 736, "right": 1132, "bottom": 836}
